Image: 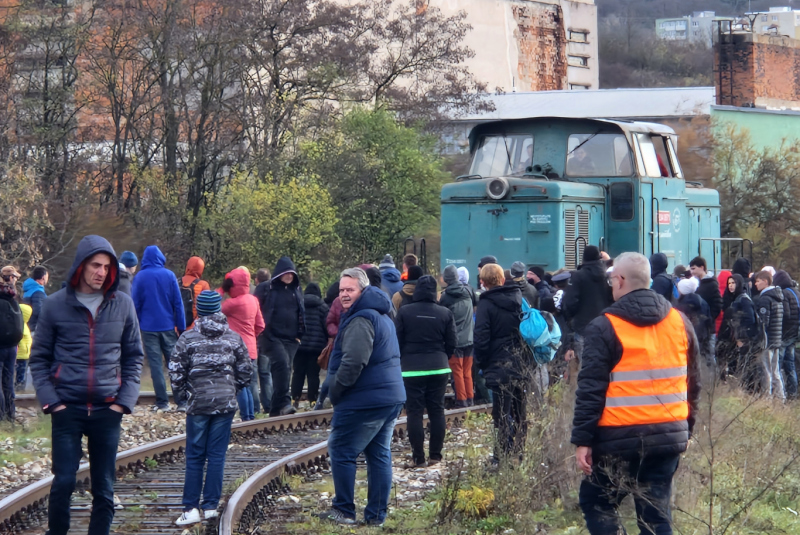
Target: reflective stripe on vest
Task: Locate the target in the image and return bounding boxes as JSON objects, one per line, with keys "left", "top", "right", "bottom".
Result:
{"left": 598, "top": 308, "right": 689, "bottom": 427}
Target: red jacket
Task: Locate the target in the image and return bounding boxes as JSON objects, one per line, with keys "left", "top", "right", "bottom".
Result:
{"left": 221, "top": 269, "right": 264, "bottom": 359}
{"left": 326, "top": 296, "right": 343, "bottom": 338}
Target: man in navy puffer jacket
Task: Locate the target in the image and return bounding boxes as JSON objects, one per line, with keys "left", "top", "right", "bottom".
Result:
{"left": 30, "top": 235, "right": 144, "bottom": 535}
{"left": 132, "top": 245, "right": 186, "bottom": 411}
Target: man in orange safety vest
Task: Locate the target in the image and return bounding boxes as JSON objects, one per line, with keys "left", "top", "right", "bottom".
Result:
{"left": 571, "top": 252, "right": 701, "bottom": 535}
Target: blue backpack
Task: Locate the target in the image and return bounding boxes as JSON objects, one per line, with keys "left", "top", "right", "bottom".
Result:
{"left": 520, "top": 299, "right": 562, "bottom": 365}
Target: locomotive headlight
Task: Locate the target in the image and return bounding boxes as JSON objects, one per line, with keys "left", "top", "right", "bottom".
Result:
{"left": 486, "top": 177, "right": 510, "bottom": 200}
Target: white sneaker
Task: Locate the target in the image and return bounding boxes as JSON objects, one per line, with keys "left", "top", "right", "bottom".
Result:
{"left": 204, "top": 509, "right": 219, "bottom": 520}
{"left": 176, "top": 508, "right": 202, "bottom": 526}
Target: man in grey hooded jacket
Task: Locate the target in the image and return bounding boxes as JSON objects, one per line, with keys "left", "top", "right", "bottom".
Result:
{"left": 30, "top": 235, "right": 144, "bottom": 535}
{"left": 439, "top": 265, "right": 477, "bottom": 407}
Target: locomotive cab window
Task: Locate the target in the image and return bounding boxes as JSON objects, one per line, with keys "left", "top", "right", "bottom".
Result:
{"left": 636, "top": 134, "right": 673, "bottom": 178}
{"left": 566, "top": 133, "right": 632, "bottom": 177}
{"left": 609, "top": 181, "right": 634, "bottom": 221}
{"left": 470, "top": 134, "right": 534, "bottom": 177}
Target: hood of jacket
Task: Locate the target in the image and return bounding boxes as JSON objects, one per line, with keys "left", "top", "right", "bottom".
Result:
{"left": 325, "top": 281, "right": 339, "bottom": 306}
{"left": 577, "top": 259, "right": 607, "bottom": 282}
{"left": 68, "top": 235, "right": 119, "bottom": 294}
{"left": 649, "top": 253, "right": 668, "bottom": 276}
{"left": 412, "top": 275, "right": 438, "bottom": 303}
{"left": 20, "top": 303, "right": 32, "bottom": 322}
{"left": 444, "top": 281, "right": 472, "bottom": 300}
{"left": 182, "top": 256, "right": 205, "bottom": 286}
{"left": 271, "top": 256, "right": 298, "bottom": 288}
{"left": 774, "top": 270, "right": 793, "bottom": 290}
{"left": 732, "top": 257, "right": 752, "bottom": 280}
{"left": 760, "top": 286, "right": 784, "bottom": 304}
{"left": 305, "top": 282, "right": 322, "bottom": 298}
{"left": 195, "top": 312, "right": 229, "bottom": 337}
{"left": 227, "top": 268, "right": 251, "bottom": 298}
{"left": 402, "top": 281, "right": 416, "bottom": 296}
{"left": 728, "top": 273, "right": 746, "bottom": 298}
{"left": 717, "top": 270, "right": 732, "bottom": 296}
{"left": 140, "top": 245, "right": 167, "bottom": 270}
{"left": 22, "top": 278, "right": 45, "bottom": 299}
{"left": 481, "top": 284, "right": 522, "bottom": 312}
{"left": 347, "top": 285, "right": 392, "bottom": 317}
{"left": 678, "top": 293, "right": 707, "bottom": 315}
{"left": 604, "top": 289, "right": 671, "bottom": 327}
{"left": 381, "top": 267, "right": 401, "bottom": 283}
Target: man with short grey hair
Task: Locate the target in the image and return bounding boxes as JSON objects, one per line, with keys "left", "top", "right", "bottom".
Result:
{"left": 318, "top": 267, "right": 405, "bottom": 526}
{"left": 571, "top": 251, "right": 701, "bottom": 535}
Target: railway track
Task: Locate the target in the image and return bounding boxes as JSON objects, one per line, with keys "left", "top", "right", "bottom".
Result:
{"left": 0, "top": 405, "right": 490, "bottom": 535}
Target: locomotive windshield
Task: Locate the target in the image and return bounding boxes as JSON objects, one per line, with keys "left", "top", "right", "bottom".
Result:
{"left": 566, "top": 133, "right": 633, "bottom": 177}
{"left": 469, "top": 134, "right": 534, "bottom": 177}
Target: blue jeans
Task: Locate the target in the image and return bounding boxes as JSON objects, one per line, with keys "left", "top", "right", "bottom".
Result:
{"left": 783, "top": 344, "right": 797, "bottom": 399}
{"left": 580, "top": 453, "right": 680, "bottom": 535}
{"left": 248, "top": 359, "right": 260, "bottom": 414}
{"left": 142, "top": 330, "right": 180, "bottom": 408}
{"left": 0, "top": 346, "right": 15, "bottom": 420}
{"left": 48, "top": 406, "right": 123, "bottom": 535}
{"left": 329, "top": 403, "right": 403, "bottom": 522}
{"left": 316, "top": 372, "right": 332, "bottom": 407}
{"left": 15, "top": 358, "right": 28, "bottom": 389}
{"left": 182, "top": 412, "right": 235, "bottom": 511}
{"left": 237, "top": 382, "right": 255, "bottom": 421}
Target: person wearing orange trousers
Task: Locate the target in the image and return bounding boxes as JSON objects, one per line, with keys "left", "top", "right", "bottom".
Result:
{"left": 439, "top": 265, "right": 477, "bottom": 407}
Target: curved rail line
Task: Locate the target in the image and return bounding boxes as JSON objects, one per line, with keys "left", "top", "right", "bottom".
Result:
{"left": 0, "top": 410, "right": 336, "bottom": 534}
{"left": 220, "top": 404, "right": 492, "bottom": 535}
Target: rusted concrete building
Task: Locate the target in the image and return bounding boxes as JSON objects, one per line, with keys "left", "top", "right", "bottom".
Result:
{"left": 425, "top": 0, "right": 598, "bottom": 92}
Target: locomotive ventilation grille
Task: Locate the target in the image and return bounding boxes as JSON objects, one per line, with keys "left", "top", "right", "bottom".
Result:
{"left": 564, "top": 209, "right": 590, "bottom": 270}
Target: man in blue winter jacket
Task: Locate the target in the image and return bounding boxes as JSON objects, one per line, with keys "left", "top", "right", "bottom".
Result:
{"left": 132, "top": 245, "right": 186, "bottom": 411}
{"left": 29, "top": 235, "right": 144, "bottom": 535}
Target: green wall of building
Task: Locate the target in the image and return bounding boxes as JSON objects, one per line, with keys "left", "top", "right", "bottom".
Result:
{"left": 711, "top": 105, "right": 800, "bottom": 150}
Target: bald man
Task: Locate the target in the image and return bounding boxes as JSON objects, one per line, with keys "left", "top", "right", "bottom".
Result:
{"left": 571, "top": 252, "right": 701, "bottom": 535}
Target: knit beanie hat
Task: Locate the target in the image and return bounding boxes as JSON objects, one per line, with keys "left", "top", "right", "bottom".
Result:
{"left": 407, "top": 265, "right": 424, "bottom": 282}
{"left": 379, "top": 254, "right": 395, "bottom": 269}
{"left": 510, "top": 261, "right": 526, "bottom": 278}
{"left": 120, "top": 251, "right": 138, "bottom": 268}
{"left": 196, "top": 290, "right": 222, "bottom": 316}
{"left": 530, "top": 266, "right": 545, "bottom": 281}
{"left": 677, "top": 277, "right": 699, "bottom": 296}
{"left": 478, "top": 255, "right": 497, "bottom": 269}
{"left": 457, "top": 267, "right": 469, "bottom": 285}
{"left": 443, "top": 265, "right": 459, "bottom": 286}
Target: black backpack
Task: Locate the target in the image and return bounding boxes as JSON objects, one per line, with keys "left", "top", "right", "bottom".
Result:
{"left": 0, "top": 298, "right": 24, "bottom": 348}
{"left": 179, "top": 277, "right": 200, "bottom": 326}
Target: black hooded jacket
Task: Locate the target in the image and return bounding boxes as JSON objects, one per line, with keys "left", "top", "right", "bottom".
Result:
{"left": 696, "top": 275, "right": 723, "bottom": 321}
{"left": 562, "top": 259, "right": 613, "bottom": 335}
{"left": 29, "top": 235, "right": 145, "bottom": 414}
{"left": 299, "top": 283, "right": 329, "bottom": 355}
{"left": 395, "top": 276, "right": 457, "bottom": 374}
{"left": 650, "top": 253, "right": 674, "bottom": 301}
{"left": 571, "top": 289, "right": 701, "bottom": 458}
{"left": 773, "top": 270, "right": 799, "bottom": 346}
{"left": 262, "top": 256, "right": 306, "bottom": 342}
{"left": 474, "top": 284, "right": 526, "bottom": 387}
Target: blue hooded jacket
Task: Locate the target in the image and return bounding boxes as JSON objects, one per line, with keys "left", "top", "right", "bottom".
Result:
{"left": 22, "top": 278, "right": 46, "bottom": 332}
{"left": 131, "top": 246, "right": 186, "bottom": 332}
{"left": 380, "top": 267, "right": 403, "bottom": 297}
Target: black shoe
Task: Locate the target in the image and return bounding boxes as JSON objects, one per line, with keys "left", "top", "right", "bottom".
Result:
{"left": 360, "top": 518, "right": 386, "bottom": 527}
{"left": 278, "top": 405, "right": 297, "bottom": 416}
{"left": 316, "top": 509, "right": 356, "bottom": 525}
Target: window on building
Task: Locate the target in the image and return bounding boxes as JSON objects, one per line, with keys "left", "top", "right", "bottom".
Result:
{"left": 773, "top": 15, "right": 779, "bottom": 21}
{"left": 568, "top": 55, "right": 589, "bottom": 67}
{"left": 692, "top": 21, "right": 699, "bottom": 26}
{"left": 566, "top": 133, "right": 633, "bottom": 177}
{"left": 762, "top": 15, "right": 768, "bottom": 22}
{"left": 569, "top": 83, "right": 590, "bottom": 90}
{"left": 569, "top": 30, "right": 588, "bottom": 42}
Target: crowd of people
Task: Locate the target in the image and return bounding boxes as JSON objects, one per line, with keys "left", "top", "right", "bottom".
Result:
{"left": 1, "top": 234, "right": 796, "bottom": 534}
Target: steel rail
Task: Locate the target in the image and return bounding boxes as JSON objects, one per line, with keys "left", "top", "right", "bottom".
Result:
{"left": 220, "top": 404, "right": 492, "bottom": 535}
{"left": 0, "top": 410, "right": 335, "bottom": 532}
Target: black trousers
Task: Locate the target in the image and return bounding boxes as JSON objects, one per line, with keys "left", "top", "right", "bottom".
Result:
{"left": 579, "top": 452, "right": 680, "bottom": 535}
{"left": 403, "top": 374, "right": 448, "bottom": 464}
{"left": 266, "top": 336, "right": 299, "bottom": 416}
{"left": 291, "top": 349, "right": 321, "bottom": 402}
{"left": 491, "top": 381, "right": 527, "bottom": 457}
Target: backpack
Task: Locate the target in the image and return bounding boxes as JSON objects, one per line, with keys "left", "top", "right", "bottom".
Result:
{"left": 653, "top": 272, "right": 679, "bottom": 305}
{"left": 179, "top": 277, "right": 200, "bottom": 326}
{"left": 520, "top": 299, "right": 562, "bottom": 365}
{"left": 747, "top": 294, "right": 768, "bottom": 352}
{"left": 0, "top": 298, "right": 24, "bottom": 348}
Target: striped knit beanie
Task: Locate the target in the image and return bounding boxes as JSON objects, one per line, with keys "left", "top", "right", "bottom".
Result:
{"left": 196, "top": 290, "right": 222, "bottom": 316}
